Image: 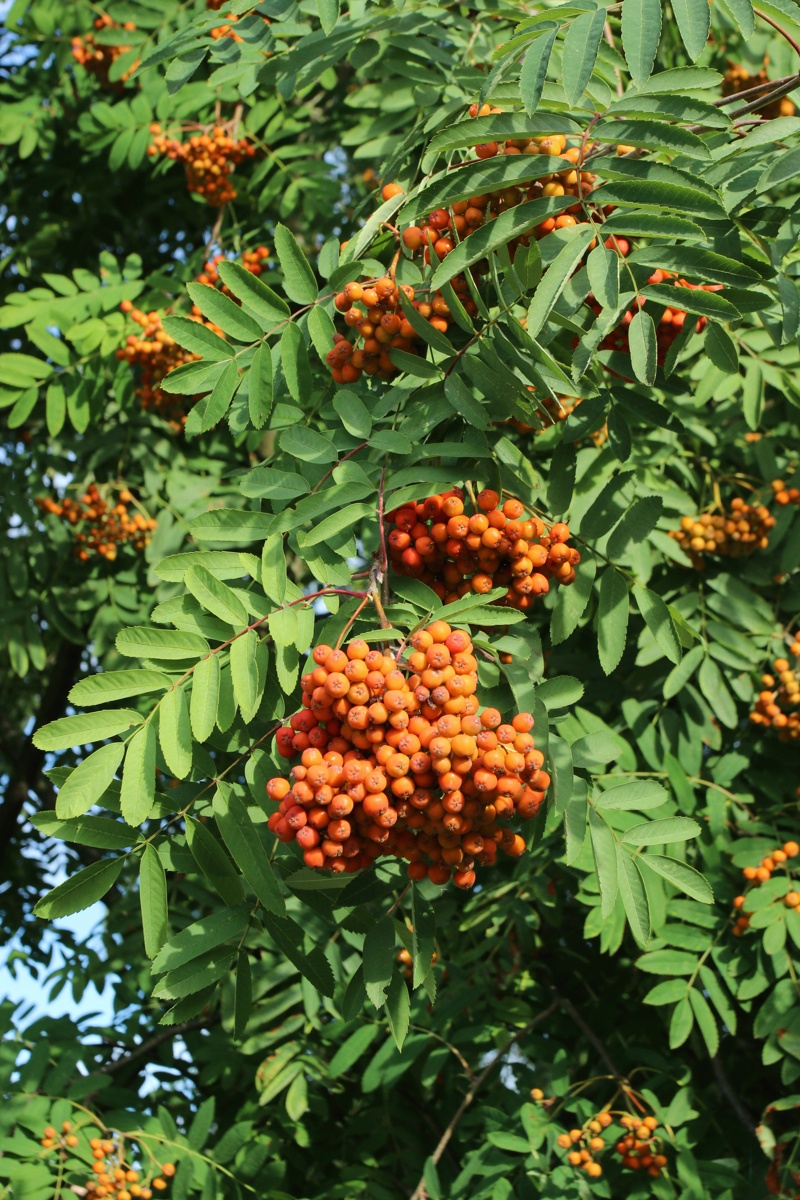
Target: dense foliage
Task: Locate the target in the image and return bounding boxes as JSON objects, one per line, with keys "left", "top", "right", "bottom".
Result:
{"left": 2, "top": 0, "right": 800, "bottom": 1197}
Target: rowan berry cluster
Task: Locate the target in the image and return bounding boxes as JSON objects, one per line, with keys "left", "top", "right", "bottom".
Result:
{"left": 328, "top": 272, "right": 474, "bottom": 383}
{"left": 147, "top": 124, "right": 255, "bottom": 207}
{"left": 117, "top": 302, "right": 204, "bottom": 427}
{"left": 554, "top": 1114, "right": 613, "bottom": 1178}
{"left": 39, "top": 1123, "right": 174, "bottom": 1199}
{"left": 749, "top": 649, "right": 800, "bottom": 739}
{"left": 591, "top": 270, "right": 722, "bottom": 365}
{"left": 210, "top": 14, "right": 243, "bottom": 40}
{"left": 71, "top": 16, "right": 139, "bottom": 86}
{"left": 722, "top": 61, "right": 796, "bottom": 119}
{"left": 36, "top": 484, "right": 156, "bottom": 562}
{"left": 731, "top": 837, "right": 799, "bottom": 935}
{"left": 385, "top": 488, "right": 578, "bottom": 609}
{"left": 670, "top": 497, "right": 776, "bottom": 567}
{"left": 266, "top": 620, "right": 549, "bottom": 888}
{"left": 400, "top": 114, "right": 598, "bottom": 255}
{"left": 771, "top": 478, "right": 800, "bottom": 505}
{"left": 194, "top": 246, "right": 270, "bottom": 295}
{"left": 613, "top": 1114, "right": 667, "bottom": 1176}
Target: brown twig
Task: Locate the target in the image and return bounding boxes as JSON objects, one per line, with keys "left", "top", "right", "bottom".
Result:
{"left": 557, "top": 994, "right": 625, "bottom": 1079}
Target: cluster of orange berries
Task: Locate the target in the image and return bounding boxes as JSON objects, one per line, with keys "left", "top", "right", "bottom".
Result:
{"left": 194, "top": 246, "right": 270, "bottom": 294}
{"left": 40, "top": 1123, "right": 174, "bottom": 1199}
{"left": 36, "top": 484, "right": 156, "bottom": 561}
{"left": 328, "top": 270, "right": 474, "bottom": 383}
{"left": 546, "top": 1106, "right": 667, "bottom": 1179}
{"left": 722, "top": 61, "right": 796, "bottom": 120}
{"left": 731, "top": 837, "right": 799, "bottom": 935}
{"left": 385, "top": 488, "right": 579, "bottom": 609}
{"left": 771, "top": 478, "right": 800, "bottom": 505}
{"left": 670, "top": 497, "right": 776, "bottom": 567}
{"left": 117, "top": 302, "right": 203, "bottom": 427}
{"left": 591, "top": 270, "right": 722, "bottom": 365}
{"left": 147, "top": 124, "right": 255, "bottom": 206}
{"left": 397, "top": 944, "right": 438, "bottom": 979}
{"left": 266, "top": 620, "right": 549, "bottom": 888}
{"left": 71, "top": 15, "right": 138, "bottom": 86}
{"left": 749, "top": 649, "right": 800, "bottom": 739}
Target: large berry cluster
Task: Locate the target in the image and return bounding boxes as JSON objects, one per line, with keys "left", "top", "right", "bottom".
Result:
{"left": 117, "top": 303, "right": 203, "bottom": 427}
{"left": 71, "top": 15, "right": 139, "bottom": 87}
{"left": 328, "top": 272, "right": 474, "bottom": 384}
{"left": 732, "top": 836, "right": 800, "bottom": 935}
{"left": 266, "top": 620, "right": 549, "bottom": 888}
{"left": 722, "top": 61, "right": 796, "bottom": 119}
{"left": 590, "top": 269, "right": 722, "bottom": 365}
{"left": 385, "top": 488, "right": 578, "bottom": 608}
{"left": 670, "top": 496, "right": 776, "bottom": 567}
{"left": 36, "top": 484, "right": 156, "bottom": 561}
{"left": 39, "top": 1121, "right": 174, "bottom": 1199}
{"left": 546, "top": 1106, "right": 667, "bottom": 1179}
{"left": 749, "top": 648, "right": 800, "bottom": 739}
{"left": 147, "top": 124, "right": 256, "bottom": 206}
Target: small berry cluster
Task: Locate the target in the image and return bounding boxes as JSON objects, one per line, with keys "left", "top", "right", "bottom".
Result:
{"left": 670, "top": 497, "right": 776, "bottom": 567}
{"left": 36, "top": 485, "right": 156, "bottom": 561}
{"left": 554, "top": 1114, "right": 613, "bottom": 1179}
{"left": 590, "top": 270, "right": 723, "bottom": 365}
{"left": 147, "top": 124, "right": 255, "bottom": 207}
{"left": 40, "top": 1123, "right": 174, "bottom": 1199}
{"left": 266, "top": 621, "right": 549, "bottom": 888}
{"left": 749, "top": 649, "right": 800, "bottom": 739}
{"left": 722, "top": 61, "right": 796, "bottom": 120}
{"left": 210, "top": 13, "right": 243, "bottom": 40}
{"left": 194, "top": 246, "right": 271, "bottom": 294}
{"left": 731, "top": 837, "right": 799, "bottom": 935}
{"left": 771, "top": 478, "right": 800, "bottom": 505}
{"left": 613, "top": 1115, "right": 667, "bottom": 1177}
{"left": 71, "top": 16, "right": 138, "bottom": 87}
{"left": 117, "top": 303, "right": 203, "bottom": 427}
{"left": 536, "top": 1094, "right": 669, "bottom": 1181}
{"left": 328, "top": 273, "right": 474, "bottom": 383}
{"left": 397, "top": 942, "right": 438, "bottom": 979}
{"left": 385, "top": 488, "right": 579, "bottom": 609}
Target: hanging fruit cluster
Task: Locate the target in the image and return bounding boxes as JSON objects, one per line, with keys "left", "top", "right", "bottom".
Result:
{"left": 194, "top": 246, "right": 271, "bottom": 294}
{"left": 722, "top": 61, "right": 796, "bottom": 119}
{"left": 550, "top": 1109, "right": 667, "bottom": 1179}
{"left": 669, "top": 496, "right": 776, "bottom": 567}
{"left": 71, "top": 16, "right": 139, "bottom": 87}
{"left": 147, "top": 124, "right": 256, "bottom": 206}
{"left": 117, "top": 303, "right": 206, "bottom": 428}
{"left": 385, "top": 488, "right": 579, "bottom": 608}
{"left": 731, "top": 837, "right": 799, "bottom": 935}
{"left": 36, "top": 484, "right": 156, "bottom": 562}
{"left": 590, "top": 270, "right": 723, "bottom": 365}
{"left": 771, "top": 478, "right": 800, "bottom": 505}
{"left": 749, "top": 649, "right": 800, "bottom": 739}
{"left": 266, "top": 620, "right": 549, "bottom": 888}
{"left": 39, "top": 1122, "right": 175, "bottom": 1199}
{"left": 328, "top": 273, "right": 475, "bottom": 383}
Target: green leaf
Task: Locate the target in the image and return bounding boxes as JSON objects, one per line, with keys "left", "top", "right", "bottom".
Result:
{"left": 672, "top": 0, "right": 711, "bottom": 58}
{"left": 302, "top": 502, "right": 375, "bottom": 547}
{"left": 622, "top": 817, "right": 701, "bottom": 845}
{"left": 644, "top": 979, "right": 689, "bottom": 1006}
{"left": 704, "top": 323, "right": 738, "bottom": 374}
{"left": 670, "top": 996, "right": 694, "bottom": 1048}
{"left": 229, "top": 630, "right": 261, "bottom": 719}
{"left": 742, "top": 363, "right": 763, "bottom": 431}
{"left": 120, "top": 722, "right": 156, "bottom": 827}
{"left": 280, "top": 425, "right": 338, "bottom": 464}
{"left": 184, "top": 358, "right": 241, "bottom": 436}
{"left": 274, "top": 224, "right": 318, "bottom": 304}
{"left": 280, "top": 321, "right": 312, "bottom": 403}
{"left": 429, "top": 198, "right": 573, "bottom": 290}
{"left": 621, "top": 0, "right": 662, "bottom": 85}
{"left": 328, "top": 1025, "right": 380, "bottom": 1077}
{"left": 185, "top": 816, "right": 245, "bottom": 907}
{"left": 186, "top": 565, "right": 249, "bottom": 628}
{"left": 586, "top": 243, "right": 619, "bottom": 311}
{"left": 444, "top": 374, "right": 490, "bottom": 430}
{"left": 69, "top": 670, "right": 171, "bottom": 706}
{"left": 411, "top": 889, "right": 436, "bottom": 990}
{"left": 562, "top": 8, "right": 607, "bottom": 104}
{"left": 698, "top": 965, "right": 736, "bottom": 1033}
{"left": 616, "top": 847, "right": 651, "bottom": 946}
{"left": 628, "top": 309, "right": 657, "bottom": 385}
{"left": 689, "top": 987, "right": 719, "bottom": 1056}
{"left": 597, "top": 569, "right": 629, "bottom": 674}
{"left": 595, "top": 780, "right": 669, "bottom": 811}
{"left": 697, "top": 657, "right": 738, "bottom": 728}
{"left": 186, "top": 283, "right": 263, "bottom": 342}
{"left": 589, "top": 808, "right": 618, "bottom": 919}
{"left": 158, "top": 686, "right": 193, "bottom": 780}
{"left": 363, "top": 917, "right": 395, "bottom": 1010}
{"left": 385, "top": 973, "right": 411, "bottom": 1051}
{"left": 550, "top": 734, "right": 574, "bottom": 815}
{"left": 261, "top": 912, "right": 335, "bottom": 996}
{"left": 262, "top": 533, "right": 288, "bottom": 604}
{"left": 34, "top": 857, "right": 124, "bottom": 920}
{"left": 639, "top": 854, "right": 714, "bottom": 903}
{"left": 248, "top": 342, "right": 274, "bottom": 429}
{"left": 550, "top": 553, "right": 596, "bottom": 645}
{"left": 571, "top": 731, "right": 622, "bottom": 769}
{"left": 54, "top": 743, "right": 125, "bottom": 820}
{"left": 527, "top": 226, "right": 596, "bottom": 338}
{"left": 33, "top": 811, "right": 134, "bottom": 851}
{"left": 213, "top": 785, "right": 285, "bottom": 915}
{"left": 34, "top": 710, "right": 143, "bottom": 751}
{"left": 46, "top": 381, "right": 66, "bottom": 437}
{"left": 217, "top": 259, "right": 289, "bottom": 327}
{"left": 635, "top": 586, "right": 681, "bottom": 665}
{"left": 140, "top": 844, "right": 169, "bottom": 960}
{"left": 663, "top": 644, "right": 704, "bottom": 699}
{"left": 162, "top": 316, "right": 234, "bottom": 361}
{"left": 607, "top": 495, "right": 662, "bottom": 557}
{"left": 520, "top": 24, "right": 558, "bottom": 115}
{"left": 153, "top": 906, "right": 251, "bottom": 974}
{"left": 234, "top": 950, "right": 252, "bottom": 1041}
{"left": 333, "top": 388, "right": 372, "bottom": 438}
{"left": 117, "top": 627, "right": 210, "bottom": 660}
